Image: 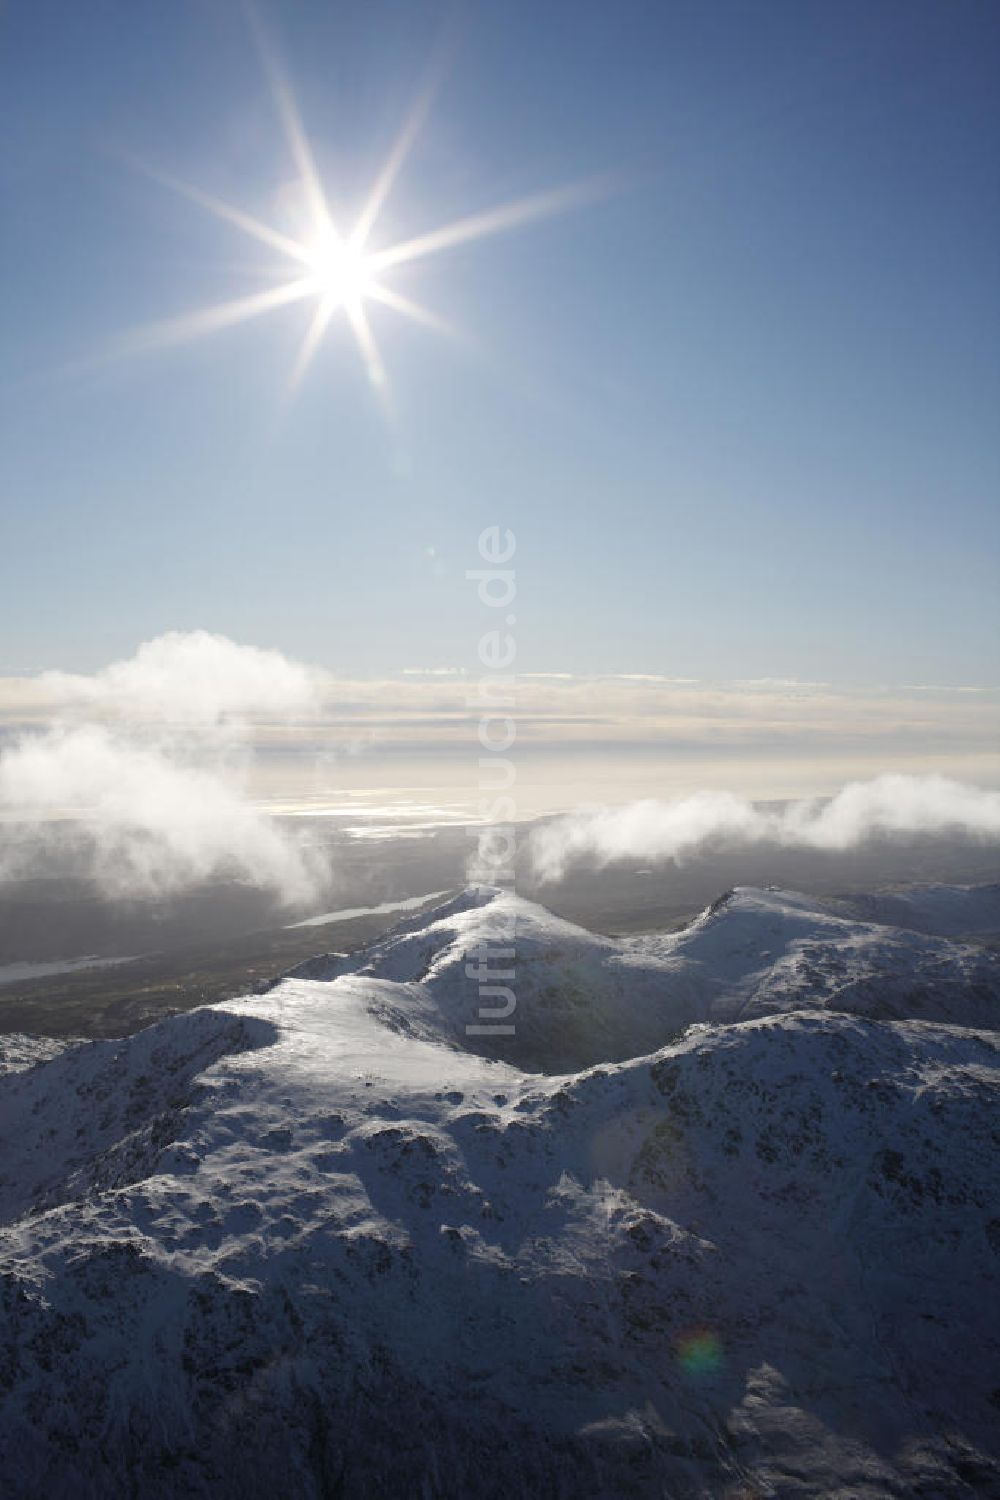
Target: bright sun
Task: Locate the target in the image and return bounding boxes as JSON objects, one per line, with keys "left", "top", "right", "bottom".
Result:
{"left": 303, "top": 232, "right": 376, "bottom": 308}
{"left": 124, "top": 25, "right": 610, "bottom": 398}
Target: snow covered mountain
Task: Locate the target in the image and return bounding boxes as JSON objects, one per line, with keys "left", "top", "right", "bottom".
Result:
{"left": 1, "top": 885, "right": 998, "bottom": 1497}
{"left": 287, "top": 882, "right": 1000, "bottom": 1068}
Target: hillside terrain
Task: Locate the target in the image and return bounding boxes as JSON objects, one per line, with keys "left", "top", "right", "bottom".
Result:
{"left": 1, "top": 884, "right": 998, "bottom": 1497}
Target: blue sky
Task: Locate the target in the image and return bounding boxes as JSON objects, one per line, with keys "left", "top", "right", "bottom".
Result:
{"left": 1, "top": 0, "right": 997, "bottom": 686}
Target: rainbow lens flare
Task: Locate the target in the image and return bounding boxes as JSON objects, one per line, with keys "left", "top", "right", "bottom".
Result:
{"left": 674, "top": 1328, "right": 723, "bottom": 1377}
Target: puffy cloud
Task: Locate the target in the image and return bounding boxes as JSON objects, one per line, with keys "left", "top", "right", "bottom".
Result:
{"left": 37, "top": 629, "right": 323, "bottom": 726}
{"left": 530, "top": 774, "right": 1000, "bottom": 881}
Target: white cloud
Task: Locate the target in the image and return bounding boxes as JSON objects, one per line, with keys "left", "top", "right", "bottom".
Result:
{"left": 0, "top": 724, "right": 325, "bottom": 901}
{"left": 38, "top": 629, "right": 322, "bottom": 726}
{"left": 0, "top": 632, "right": 330, "bottom": 902}
{"left": 530, "top": 774, "right": 1000, "bottom": 881}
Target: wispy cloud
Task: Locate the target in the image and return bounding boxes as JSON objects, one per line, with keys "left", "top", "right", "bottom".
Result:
{"left": 3, "top": 659, "right": 998, "bottom": 759}
{"left": 898, "top": 684, "right": 993, "bottom": 694}
{"left": 732, "top": 677, "right": 830, "bottom": 691}
{"left": 400, "top": 666, "right": 468, "bottom": 678}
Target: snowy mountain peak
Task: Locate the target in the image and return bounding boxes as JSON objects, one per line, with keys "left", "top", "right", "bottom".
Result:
{"left": 277, "top": 881, "right": 1000, "bottom": 1073}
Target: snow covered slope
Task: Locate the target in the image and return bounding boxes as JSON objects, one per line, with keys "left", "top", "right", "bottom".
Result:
{"left": 1, "top": 885, "right": 998, "bottom": 1498}
{"left": 627, "top": 884, "right": 1000, "bottom": 1037}
{"left": 0, "top": 1032, "right": 75, "bottom": 1077}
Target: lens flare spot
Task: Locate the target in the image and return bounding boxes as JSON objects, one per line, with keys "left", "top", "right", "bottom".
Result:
{"left": 674, "top": 1327, "right": 723, "bottom": 1377}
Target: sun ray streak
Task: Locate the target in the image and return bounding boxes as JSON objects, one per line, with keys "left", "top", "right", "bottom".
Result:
{"left": 367, "top": 285, "right": 457, "bottom": 339}
{"left": 351, "top": 96, "right": 432, "bottom": 252}
{"left": 249, "top": 7, "right": 333, "bottom": 237}
{"left": 118, "top": 277, "right": 318, "bottom": 354}
{"left": 370, "top": 174, "right": 619, "bottom": 272}
{"left": 119, "top": 154, "right": 310, "bottom": 265}
{"left": 289, "top": 295, "right": 338, "bottom": 390}
{"left": 351, "top": 37, "right": 453, "bottom": 250}
{"left": 345, "top": 298, "right": 388, "bottom": 391}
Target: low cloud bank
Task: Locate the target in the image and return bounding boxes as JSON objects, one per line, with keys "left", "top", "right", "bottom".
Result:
{"left": 530, "top": 775, "right": 1000, "bottom": 881}
{"left": 0, "top": 632, "right": 329, "bottom": 902}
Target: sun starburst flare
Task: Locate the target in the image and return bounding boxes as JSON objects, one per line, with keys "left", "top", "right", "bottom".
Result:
{"left": 118, "top": 30, "right": 617, "bottom": 399}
